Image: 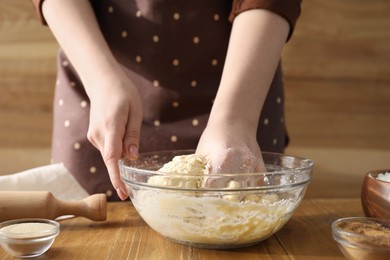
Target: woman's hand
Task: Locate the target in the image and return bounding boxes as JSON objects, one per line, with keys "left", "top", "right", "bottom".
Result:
{"left": 196, "top": 121, "right": 265, "bottom": 188}
{"left": 196, "top": 9, "right": 289, "bottom": 182}
{"left": 86, "top": 70, "right": 143, "bottom": 200}
{"left": 196, "top": 123, "right": 265, "bottom": 174}
{"left": 42, "top": 0, "right": 144, "bottom": 200}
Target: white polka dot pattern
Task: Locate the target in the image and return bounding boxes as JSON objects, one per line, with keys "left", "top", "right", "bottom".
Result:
{"left": 191, "top": 80, "right": 197, "bottom": 87}
{"left": 171, "top": 135, "right": 178, "bottom": 142}
{"left": 172, "top": 59, "right": 180, "bottom": 66}
{"left": 74, "top": 142, "right": 81, "bottom": 150}
{"left": 173, "top": 12, "right": 180, "bottom": 20}
{"left": 193, "top": 36, "right": 200, "bottom": 44}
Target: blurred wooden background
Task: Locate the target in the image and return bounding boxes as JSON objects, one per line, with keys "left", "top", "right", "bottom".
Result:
{"left": 1, "top": 0, "right": 389, "bottom": 198}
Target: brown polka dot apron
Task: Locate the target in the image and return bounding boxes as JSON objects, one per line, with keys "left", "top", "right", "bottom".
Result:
{"left": 51, "top": 0, "right": 289, "bottom": 201}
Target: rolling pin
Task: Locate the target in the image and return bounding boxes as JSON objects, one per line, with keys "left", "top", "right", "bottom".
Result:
{"left": 0, "top": 191, "right": 107, "bottom": 222}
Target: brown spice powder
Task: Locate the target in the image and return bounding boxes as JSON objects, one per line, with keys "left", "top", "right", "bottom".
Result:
{"left": 336, "top": 220, "right": 390, "bottom": 247}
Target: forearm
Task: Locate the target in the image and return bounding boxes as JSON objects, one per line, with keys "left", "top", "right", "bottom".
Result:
{"left": 209, "top": 9, "right": 289, "bottom": 135}
{"left": 42, "top": 0, "right": 122, "bottom": 97}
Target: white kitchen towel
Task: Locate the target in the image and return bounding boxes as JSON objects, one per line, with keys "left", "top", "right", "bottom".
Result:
{"left": 0, "top": 164, "right": 89, "bottom": 200}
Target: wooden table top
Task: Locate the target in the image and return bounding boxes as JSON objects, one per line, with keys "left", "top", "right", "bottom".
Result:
{"left": 1, "top": 198, "right": 363, "bottom": 259}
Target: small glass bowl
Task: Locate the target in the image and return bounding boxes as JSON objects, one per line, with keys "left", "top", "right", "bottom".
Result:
{"left": 119, "top": 150, "right": 314, "bottom": 249}
{"left": 0, "top": 218, "right": 60, "bottom": 258}
{"left": 332, "top": 217, "right": 390, "bottom": 260}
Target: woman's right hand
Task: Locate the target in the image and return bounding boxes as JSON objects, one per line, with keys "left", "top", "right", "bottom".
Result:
{"left": 86, "top": 70, "right": 143, "bottom": 200}
{"left": 42, "top": 0, "right": 144, "bottom": 200}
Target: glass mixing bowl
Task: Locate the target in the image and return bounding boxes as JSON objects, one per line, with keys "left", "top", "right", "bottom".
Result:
{"left": 119, "top": 150, "right": 314, "bottom": 249}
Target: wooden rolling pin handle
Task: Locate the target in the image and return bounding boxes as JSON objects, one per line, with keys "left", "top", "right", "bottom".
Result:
{"left": 0, "top": 191, "right": 107, "bottom": 222}
{"left": 55, "top": 193, "right": 107, "bottom": 221}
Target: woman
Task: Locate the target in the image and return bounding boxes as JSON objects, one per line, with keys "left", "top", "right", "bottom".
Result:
{"left": 31, "top": 0, "right": 301, "bottom": 200}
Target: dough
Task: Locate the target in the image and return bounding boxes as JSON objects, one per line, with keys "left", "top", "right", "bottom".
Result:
{"left": 148, "top": 154, "right": 209, "bottom": 188}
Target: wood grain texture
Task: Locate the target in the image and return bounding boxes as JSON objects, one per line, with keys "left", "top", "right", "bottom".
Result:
{"left": 283, "top": 0, "right": 390, "bottom": 81}
{"left": 282, "top": 0, "right": 390, "bottom": 149}
{"left": 0, "top": 0, "right": 57, "bottom": 148}
{"left": 0, "top": 191, "right": 107, "bottom": 222}
{"left": 361, "top": 169, "right": 390, "bottom": 219}
{"left": 285, "top": 79, "right": 390, "bottom": 148}
{"left": 285, "top": 146, "right": 390, "bottom": 198}
{"left": 1, "top": 0, "right": 390, "bottom": 149}
{"left": 0, "top": 199, "right": 363, "bottom": 259}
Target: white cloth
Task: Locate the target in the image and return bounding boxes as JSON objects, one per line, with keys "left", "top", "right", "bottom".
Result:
{"left": 0, "top": 164, "right": 89, "bottom": 201}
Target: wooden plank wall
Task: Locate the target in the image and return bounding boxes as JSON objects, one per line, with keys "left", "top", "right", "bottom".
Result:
{"left": 0, "top": 0, "right": 57, "bottom": 148}
{"left": 1, "top": 0, "right": 390, "bottom": 150}
{"left": 283, "top": 0, "right": 390, "bottom": 149}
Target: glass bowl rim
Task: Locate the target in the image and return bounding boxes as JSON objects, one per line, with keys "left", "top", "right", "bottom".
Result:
{"left": 0, "top": 218, "right": 60, "bottom": 241}
{"left": 119, "top": 150, "right": 314, "bottom": 191}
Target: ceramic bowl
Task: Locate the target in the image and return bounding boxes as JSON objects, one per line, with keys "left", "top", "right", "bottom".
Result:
{"left": 0, "top": 218, "right": 59, "bottom": 258}
{"left": 332, "top": 217, "right": 390, "bottom": 260}
{"left": 119, "top": 150, "right": 314, "bottom": 249}
{"left": 361, "top": 169, "right": 390, "bottom": 219}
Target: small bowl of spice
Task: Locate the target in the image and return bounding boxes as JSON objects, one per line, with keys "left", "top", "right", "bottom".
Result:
{"left": 361, "top": 169, "right": 390, "bottom": 219}
{"left": 332, "top": 217, "right": 390, "bottom": 260}
{"left": 0, "top": 218, "right": 60, "bottom": 258}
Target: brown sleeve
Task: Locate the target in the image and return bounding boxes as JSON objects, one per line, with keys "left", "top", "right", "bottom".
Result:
{"left": 229, "top": 0, "right": 302, "bottom": 41}
{"left": 31, "top": 0, "right": 47, "bottom": 25}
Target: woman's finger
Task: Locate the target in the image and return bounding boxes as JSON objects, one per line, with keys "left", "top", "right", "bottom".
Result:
{"left": 123, "top": 102, "right": 143, "bottom": 161}
{"left": 102, "top": 131, "right": 128, "bottom": 200}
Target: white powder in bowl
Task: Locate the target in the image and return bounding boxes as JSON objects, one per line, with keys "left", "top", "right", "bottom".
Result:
{"left": 0, "top": 223, "right": 55, "bottom": 239}
{"left": 376, "top": 172, "right": 390, "bottom": 182}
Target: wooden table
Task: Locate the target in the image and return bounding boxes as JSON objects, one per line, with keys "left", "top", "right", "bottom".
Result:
{"left": 1, "top": 198, "right": 363, "bottom": 259}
